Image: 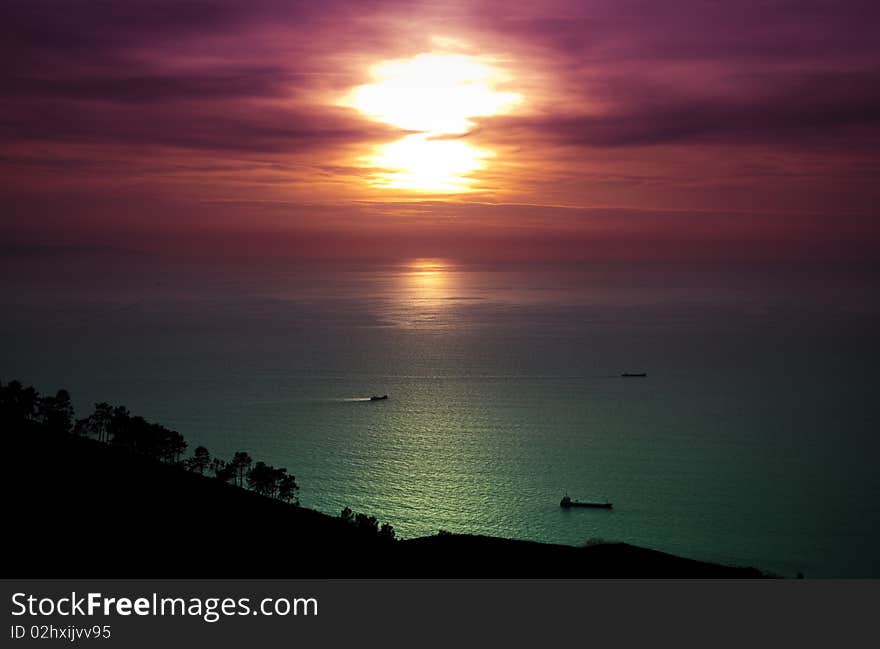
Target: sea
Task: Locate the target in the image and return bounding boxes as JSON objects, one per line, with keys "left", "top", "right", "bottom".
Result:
{"left": 2, "top": 251, "right": 879, "bottom": 577}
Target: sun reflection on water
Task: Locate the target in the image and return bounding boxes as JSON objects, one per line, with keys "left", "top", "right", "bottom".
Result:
{"left": 388, "top": 259, "right": 456, "bottom": 328}
{"left": 406, "top": 258, "right": 449, "bottom": 293}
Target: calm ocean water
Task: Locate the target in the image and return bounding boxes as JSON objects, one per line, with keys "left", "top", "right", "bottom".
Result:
{"left": 2, "top": 253, "right": 879, "bottom": 577}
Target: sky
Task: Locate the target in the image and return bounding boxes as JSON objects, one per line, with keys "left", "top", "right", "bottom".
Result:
{"left": 1, "top": 0, "right": 879, "bottom": 262}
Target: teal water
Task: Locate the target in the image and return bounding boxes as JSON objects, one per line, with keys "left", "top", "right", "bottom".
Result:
{"left": 2, "top": 255, "right": 878, "bottom": 577}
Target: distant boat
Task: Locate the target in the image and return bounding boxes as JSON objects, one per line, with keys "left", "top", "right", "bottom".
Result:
{"left": 560, "top": 495, "right": 612, "bottom": 509}
{"left": 621, "top": 372, "right": 647, "bottom": 378}
{"left": 370, "top": 395, "right": 388, "bottom": 401}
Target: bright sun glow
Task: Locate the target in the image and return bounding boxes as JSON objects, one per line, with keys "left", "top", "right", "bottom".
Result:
{"left": 406, "top": 259, "right": 448, "bottom": 296}
{"left": 351, "top": 54, "right": 520, "bottom": 135}
{"left": 370, "top": 133, "right": 493, "bottom": 192}
{"left": 344, "top": 51, "right": 521, "bottom": 193}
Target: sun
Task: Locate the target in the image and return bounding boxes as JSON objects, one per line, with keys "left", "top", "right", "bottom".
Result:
{"left": 368, "top": 133, "right": 493, "bottom": 192}
{"left": 343, "top": 51, "right": 522, "bottom": 193}
{"left": 350, "top": 53, "right": 520, "bottom": 135}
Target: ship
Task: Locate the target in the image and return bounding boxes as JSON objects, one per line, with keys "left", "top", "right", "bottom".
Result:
{"left": 621, "top": 372, "right": 647, "bottom": 378}
{"left": 560, "top": 495, "right": 613, "bottom": 509}
{"left": 370, "top": 395, "right": 388, "bottom": 401}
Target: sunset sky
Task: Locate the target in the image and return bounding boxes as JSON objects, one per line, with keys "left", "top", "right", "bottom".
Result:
{"left": 2, "top": 0, "right": 878, "bottom": 261}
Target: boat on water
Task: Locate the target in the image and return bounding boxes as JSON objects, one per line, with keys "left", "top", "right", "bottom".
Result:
{"left": 560, "top": 495, "right": 613, "bottom": 509}
{"left": 621, "top": 372, "right": 647, "bottom": 378}
{"left": 370, "top": 395, "right": 388, "bottom": 401}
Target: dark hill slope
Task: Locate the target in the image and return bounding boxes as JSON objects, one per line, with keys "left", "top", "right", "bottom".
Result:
{"left": 3, "top": 426, "right": 765, "bottom": 578}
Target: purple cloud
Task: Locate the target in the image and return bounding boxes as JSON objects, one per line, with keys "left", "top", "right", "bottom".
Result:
{"left": 1, "top": 0, "right": 878, "bottom": 260}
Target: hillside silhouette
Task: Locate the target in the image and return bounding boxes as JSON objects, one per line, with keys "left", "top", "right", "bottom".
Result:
{"left": 2, "top": 380, "right": 767, "bottom": 577}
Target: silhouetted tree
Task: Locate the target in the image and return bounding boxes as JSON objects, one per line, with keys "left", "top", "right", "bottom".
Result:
{"left": 38, "top": 389, "right": 74, "bottom": 434}
{"left": 230, "top": 451, "right": 252, "bottom": 488}
{"left": 113, "top": 414, "right": 149, "bottom": 453}
{"left": 187, "top": 446, "right": 211, "bottom": 474}
{"left": 272, "top": 467, "right": 288, "bottom": 498}
{"left": 109, "top": 406, "right": 131, "bottom": 447}
{"left": 210, "top": 458, "right": 235, "bottom": 483}
{"left": 163, "top": 430, "right": 187, "bottom": 464}
{"left": 86, "top": 402, "right": 113, "bottom": 442}
{"left": 0, "top": 381, "right": 40, "bottom": 424}
{"left": 247, "top": 462, "right": 294, "bottom": 498}
{"left": 1, "top": 380, "right": 40, "bottom": 425}
{"left": 23, "top": 385, "right": 39, "bottom": 420}
{"left": 246, "top": 461, "right": 275, "bottom": 496}
{"left": 379, "top": 523, "right": 396, "bottom": 541}
{"left": 355, "top": 513, "right": 379, "bottom": 534}
{"left": 277, "top": 474, "right": 299, "bottom": 504}
{"left": 106, "top": 412, "right": 185, "bottom": 463}
{"left": 73, "top": 417, "right": 89, "bottom": 436}
{"left": 342, "top": 510, "right": 394, "bottom": 537}
{"left": 2, "top": 379, "right": 314, "bottom": 517}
